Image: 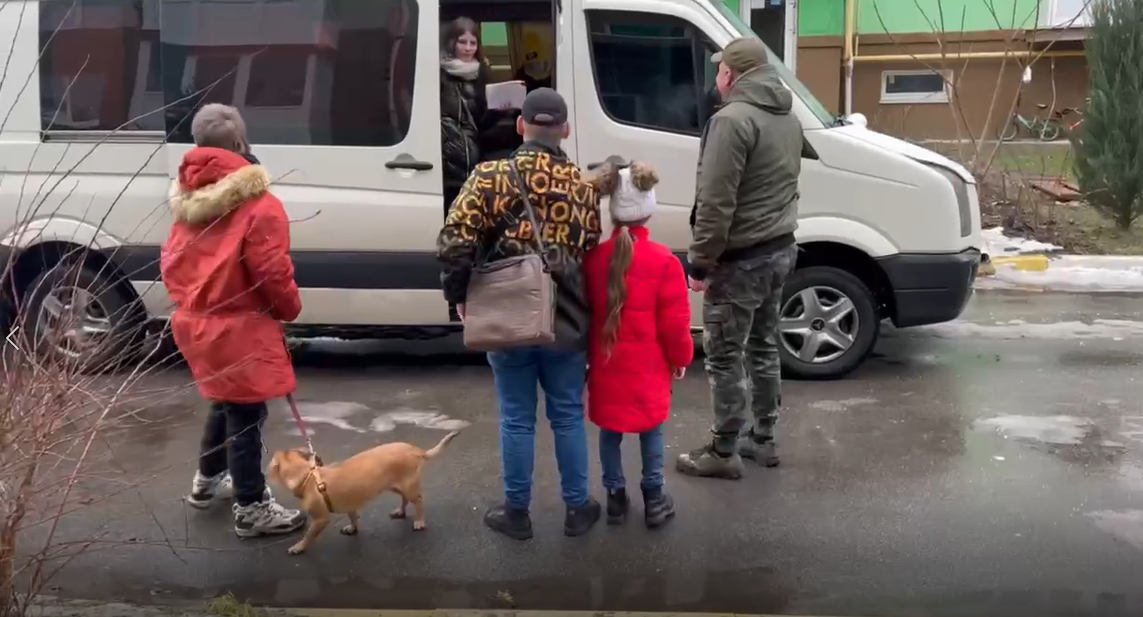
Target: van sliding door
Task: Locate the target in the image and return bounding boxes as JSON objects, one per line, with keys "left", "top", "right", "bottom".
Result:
{"left": 159, "top": 0, "right": 449, "bottom": 326}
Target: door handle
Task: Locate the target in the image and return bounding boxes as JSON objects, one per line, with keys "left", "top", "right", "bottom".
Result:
{"left": 585, "top": 155, "right": 628, "bottom": 171}
{"left": 385, "top": 153, "right": 434, "bottom": 171}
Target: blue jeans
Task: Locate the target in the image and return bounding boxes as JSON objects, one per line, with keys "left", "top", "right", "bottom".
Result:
{"left": 487, "top": 346, "right": 590, "bottom": 510}
{"left": 599, "top": 424, "right": 665, "bottom": 492}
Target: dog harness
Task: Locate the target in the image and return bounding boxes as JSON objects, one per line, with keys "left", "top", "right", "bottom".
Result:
{"left": 304, "top": 466, "right": 336, "bottom": 513}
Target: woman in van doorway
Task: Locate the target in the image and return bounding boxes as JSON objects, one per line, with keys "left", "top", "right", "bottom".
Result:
{"left": 440, "top": 17, "right": 491, "bottom": 216}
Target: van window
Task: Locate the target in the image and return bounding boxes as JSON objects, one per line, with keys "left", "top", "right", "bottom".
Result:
{"left": 37, "top": 0, "right": 419, "bottom": 146}
{"left": 39, "top": 0, "right": 160, "bottom": 131}
{"left": 161, "top": 0, "right": 418, "bottom": 146}
{"left": 585, "top": 10, "right": 717, "bottom": 136}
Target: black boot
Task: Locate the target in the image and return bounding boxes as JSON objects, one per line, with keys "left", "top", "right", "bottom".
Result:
{"left": 484, "top": 503, "right": 533, "bottom": 541}
{"left": 564, "top": 497, "right": 602, "bottom": 537}
{"left": 642, "top": 486, "right": 676, "bottom": 529}
{"left": 606, "top": 488, "right": 629, "bottom": 525}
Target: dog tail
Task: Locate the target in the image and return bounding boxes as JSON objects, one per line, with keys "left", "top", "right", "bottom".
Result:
{"left": 423, "top": 430, "right": 461, "bottom": 460}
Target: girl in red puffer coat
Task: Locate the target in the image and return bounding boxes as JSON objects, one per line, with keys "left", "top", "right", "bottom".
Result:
{"left": 583, "top": 161, "right": 694, "bottom": 529}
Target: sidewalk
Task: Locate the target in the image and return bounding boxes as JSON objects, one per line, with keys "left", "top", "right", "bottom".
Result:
{"left": 31, "top": 598, "right": 823, "bottom": 617}
{"left": 978, "top": 227, "right": 1143, "bottom": 292}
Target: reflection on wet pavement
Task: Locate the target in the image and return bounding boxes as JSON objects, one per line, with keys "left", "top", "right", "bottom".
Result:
{"left": 19, "top": 291, "right": 1143, "bottom": 617}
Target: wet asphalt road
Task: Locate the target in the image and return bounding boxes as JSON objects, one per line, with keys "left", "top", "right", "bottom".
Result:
{"left": 26, "top": 290, "right": 1143, "bottom": 617}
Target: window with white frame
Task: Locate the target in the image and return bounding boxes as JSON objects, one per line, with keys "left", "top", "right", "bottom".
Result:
{"left": 880, "top": 69, "right": 951, "bottom": 104}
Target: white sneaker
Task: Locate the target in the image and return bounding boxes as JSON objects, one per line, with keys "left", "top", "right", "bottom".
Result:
{"left": 185, "top": 472, "right": 270, "bottom": 509}
{"left": 233, "top": 499, "right": 306, "bottom": 538}
{"left": 185, "top": 471, "right": 229, "bottom": 509}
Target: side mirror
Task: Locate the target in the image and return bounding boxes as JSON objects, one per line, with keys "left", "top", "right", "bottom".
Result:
{"left": 846, "top": 113, "right": 868, "bottom": 128}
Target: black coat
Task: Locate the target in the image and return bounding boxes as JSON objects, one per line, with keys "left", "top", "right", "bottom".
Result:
{"left": 441, "top": 65, "right": 491, "bottom": 189}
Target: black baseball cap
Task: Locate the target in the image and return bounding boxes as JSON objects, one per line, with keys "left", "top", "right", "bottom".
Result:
{"left": 521, "top": 87, "right": 568, "bottom": 127}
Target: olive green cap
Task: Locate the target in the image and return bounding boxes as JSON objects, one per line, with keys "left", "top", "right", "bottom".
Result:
{"left": 710, "top": 37, "right": 769, "bottom": 73}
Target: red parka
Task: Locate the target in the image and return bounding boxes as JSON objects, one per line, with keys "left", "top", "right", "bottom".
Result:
{"left": 160, "top": 147, "right": 301, "bottom": 403}
{"left": 583, "top": 225, "right": 694, "bottom": 433}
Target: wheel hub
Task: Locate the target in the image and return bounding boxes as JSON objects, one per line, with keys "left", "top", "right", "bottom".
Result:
{"left": 778, "top": 285, "right": 861, "bottom": 365}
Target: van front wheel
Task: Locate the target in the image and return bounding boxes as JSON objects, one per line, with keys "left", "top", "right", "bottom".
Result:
{"left": 777, "top": 266, "right": 879, "bottom": 380}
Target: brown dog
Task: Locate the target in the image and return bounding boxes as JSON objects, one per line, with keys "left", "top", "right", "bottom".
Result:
{"left": 266, "top": 430, "right": 459, "bottom": 555}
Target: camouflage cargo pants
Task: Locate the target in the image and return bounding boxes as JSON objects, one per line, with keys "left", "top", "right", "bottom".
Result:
{"left": 702, "top": 244, "right": 798, "bottom": 453}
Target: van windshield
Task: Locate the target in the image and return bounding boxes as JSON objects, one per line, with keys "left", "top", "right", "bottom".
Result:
{"left": 711, "top": 1, "right": 837, "bottom": 127}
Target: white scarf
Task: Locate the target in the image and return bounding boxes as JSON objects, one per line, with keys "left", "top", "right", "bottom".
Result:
{"left": 441, "top": 56, "right": 481, "bottom": 81}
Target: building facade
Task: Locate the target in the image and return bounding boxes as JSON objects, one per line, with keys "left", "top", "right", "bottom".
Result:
{"left": 767, "top": 0, "right": 1092, "bottom": 140}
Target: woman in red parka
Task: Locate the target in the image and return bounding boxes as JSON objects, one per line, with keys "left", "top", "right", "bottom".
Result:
{"left": 583, "top": 161, "right": 694, "bottom": 529}
{"left": 160, "top": 103, "right": 305, "bottom": 539}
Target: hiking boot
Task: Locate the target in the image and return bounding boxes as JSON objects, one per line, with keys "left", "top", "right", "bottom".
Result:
{"left": 232, "top": 499, "right": 306, "bottom": 538}
{"left": 675, "top": 443, "right": 745, "bottom": 480}
{"left": 484, "top": 504, "right": 534, "bottom": 541}
{"left": 185, "top": 472, "right": 271, "bottom": 509}
{"left": 564, "top": 497, "right": 602, "bottom": 537}
{"left": 642, "top": 486, "right": 676, "bottom": 529}
{"left": 737, "top": 436, "right": 780, "bottom": 467}
{"left": 606, "top": 488, "right": 629, "bottom": 525}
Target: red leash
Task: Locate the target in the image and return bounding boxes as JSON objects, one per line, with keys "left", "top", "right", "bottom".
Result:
{"left": 285, "top": 392, "right": 322, "bottom": 467}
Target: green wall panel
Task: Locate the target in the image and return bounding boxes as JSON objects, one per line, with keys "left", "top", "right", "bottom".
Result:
{"left": 799, "top": 0, "right": 845, "bottom": 36}
{"left": 857, "top": 0, "right": 1039, "bottom": 33}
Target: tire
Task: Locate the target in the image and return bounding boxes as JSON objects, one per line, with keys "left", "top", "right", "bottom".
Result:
{"left": 778, "top": 266, "right": 879, "bottom": 380}
{"left": 22, "top": 260, "right": 146, "bottom": 373}
{"left": 1000, "top": 118, "right": 1019, "bottom": 141}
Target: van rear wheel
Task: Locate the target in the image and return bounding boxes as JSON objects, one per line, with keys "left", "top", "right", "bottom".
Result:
{"left": 778, "top": 266, "right": 879, "bottom": 380}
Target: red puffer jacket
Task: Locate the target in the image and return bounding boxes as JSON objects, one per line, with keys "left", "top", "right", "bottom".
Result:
{"left": 583, "top": 225, "right": 694, "bottom": 433}
{"left": 160, "top": 147, "right": 301, "bottom": 403}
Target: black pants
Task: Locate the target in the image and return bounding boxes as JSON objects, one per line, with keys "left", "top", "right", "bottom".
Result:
{"left": 198, "top": 401, "right": 269, "bottom": 506}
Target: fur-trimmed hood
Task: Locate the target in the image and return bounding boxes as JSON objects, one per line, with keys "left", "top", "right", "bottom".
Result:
{"left": 170, "top": 147, "right": 271, "bottom": 224}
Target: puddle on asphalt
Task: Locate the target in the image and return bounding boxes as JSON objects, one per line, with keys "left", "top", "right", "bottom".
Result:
{"left": 1086, "top": 510, "right": 1143, "bottom": 552}
{"left": 972, "top": 414, "right": 1128, "bottom": 464}
{"left": 128, "top": 566, "right": 794, "bottom": 613}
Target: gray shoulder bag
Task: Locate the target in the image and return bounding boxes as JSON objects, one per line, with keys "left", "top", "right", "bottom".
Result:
{"left": 462, "top": 160, "right": 557, "bottom": 351}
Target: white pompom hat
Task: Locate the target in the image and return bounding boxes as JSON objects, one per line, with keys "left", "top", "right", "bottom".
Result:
{"left": 609, "top": 167, "right": 657, "bottom": 223}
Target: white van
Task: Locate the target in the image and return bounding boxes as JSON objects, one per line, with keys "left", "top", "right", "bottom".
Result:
{"left": 0, "top": 0, "right": 981, "bottom": 379}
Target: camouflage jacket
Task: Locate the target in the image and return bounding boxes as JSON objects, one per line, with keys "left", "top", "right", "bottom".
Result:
{"left": 437, "top": 141, "right": 603, "bottom": 349}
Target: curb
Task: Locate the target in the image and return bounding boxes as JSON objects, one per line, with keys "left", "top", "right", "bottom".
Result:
{"left": 288, "top": 607, "right": 841, "bottom": 612}
{"left": 978, "top": 254, "right": 1050, "bottom": 277}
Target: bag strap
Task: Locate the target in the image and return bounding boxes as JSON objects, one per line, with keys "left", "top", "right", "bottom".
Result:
{"left": 477, "top": 158, "right": 549, "bottom": 269}
{"left": 505, "top": 160, "right": 548, "bottom": 261}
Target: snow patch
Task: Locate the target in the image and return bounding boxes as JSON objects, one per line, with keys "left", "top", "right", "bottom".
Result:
{"left": 294, "top": 401, "right": 371, "bottom": 433}
{"left": 993, "top": 263, "right": 1143, "bottom": 293}
{"left": 809, "top": 397, "right": 878, "bottom": 412}
{"left": 974, "top": 414, "right": 1094, "bottom": 446}
{"left": 283, "top": 401, "right": 470, "bottom": 435}
{"left": 982, "top": 227, "right": 1062, "bottom": 256}
{"left": 1086, "top": 510, "right": 1143, "bottom": 551}
{"left": 918, "top": 318, "right": 1143, "bottom": 340}
{"left": 369, "top": 409, "right": 471, "bottom": 433}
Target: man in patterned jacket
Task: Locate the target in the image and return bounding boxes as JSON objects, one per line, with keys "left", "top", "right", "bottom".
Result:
{"left": 437, "top": 88, "right": 603, "bottom": 541}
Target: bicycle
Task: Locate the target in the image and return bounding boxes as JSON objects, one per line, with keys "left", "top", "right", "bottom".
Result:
{"left": 1000, "top": 102, "right": 1076, "bottom": 142}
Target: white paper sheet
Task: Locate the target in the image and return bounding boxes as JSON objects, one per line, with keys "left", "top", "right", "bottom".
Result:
{"left": 486, "top": 80, "right": 527, "bottom": 110}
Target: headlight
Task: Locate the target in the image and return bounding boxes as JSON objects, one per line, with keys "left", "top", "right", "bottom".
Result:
{"left": 923, "top": 163, "right": 973, "bottom": 238}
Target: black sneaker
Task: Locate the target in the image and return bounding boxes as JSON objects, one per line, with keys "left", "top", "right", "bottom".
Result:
{"left": 564, "top": 497, "right": 602, "bottom": 537}
{"left": 605, "top": 488, "right": 629, "bottom": 525}
{"left": 737, "top": 435, "right": 780, "bottom": 467}
{"left": 483, "top": 504, "right": 533, "bottom": 541}
{"left": 642, "top": 486, "right": 676, "bottom": 529}
{"left": 675, "top": 443, "right": 745, "bottom": 480}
